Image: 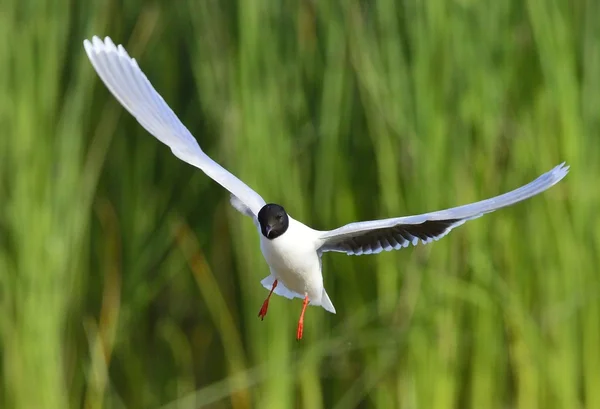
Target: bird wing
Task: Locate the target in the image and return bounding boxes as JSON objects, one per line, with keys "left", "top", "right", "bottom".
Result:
{"left": 83, "top": 36, "right": 266, "bottom": 216}
{"left": 318, "top": 163, "right": 568, "bottom": 255}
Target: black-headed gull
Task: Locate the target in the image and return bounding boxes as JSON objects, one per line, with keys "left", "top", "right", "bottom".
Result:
{"left": 84, "top": 36, "right": 569, "bottom": 340}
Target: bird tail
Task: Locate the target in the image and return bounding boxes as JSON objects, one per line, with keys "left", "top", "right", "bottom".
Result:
{"left": 320, "top": 289, "right": 336, "bottom": 314}
{"left": 260, "top": 275, "right": 337, "bottom": 314}
{"left": 261, "top": 275, "right": 302, "bottom": 300}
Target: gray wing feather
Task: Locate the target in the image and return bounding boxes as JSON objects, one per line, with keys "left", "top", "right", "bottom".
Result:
{"left": 83, "top": 36, "right": 266, "bottom": 216}
{"left": 319, "top": 163, "right": 569, "bottom": 255}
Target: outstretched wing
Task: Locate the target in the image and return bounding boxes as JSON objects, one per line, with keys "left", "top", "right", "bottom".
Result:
{"left": 318, "top": 163, "right": 568, "bottom": 255}
{"left": 84, "top": 36, "right": 266, "bottom": 216}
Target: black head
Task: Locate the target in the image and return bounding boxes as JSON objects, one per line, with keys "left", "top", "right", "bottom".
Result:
{"left": 257, "top": 203, "right": 289, "bottom": 240}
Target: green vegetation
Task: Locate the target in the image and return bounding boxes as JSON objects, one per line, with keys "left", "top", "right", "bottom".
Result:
{"left": 1, "top": 0, "right": 596, "bottom": 408}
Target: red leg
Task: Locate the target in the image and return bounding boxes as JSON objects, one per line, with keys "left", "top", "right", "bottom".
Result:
{"left": 296, "top": 294, "right": 309, "bottom": 340}
{"left": 258, "top": 279, "right": 278, "bottom": 320}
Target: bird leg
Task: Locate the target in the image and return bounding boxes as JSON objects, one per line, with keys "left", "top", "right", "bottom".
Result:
{"left": 296, "top": 294, "right": 309, "bottom": 340}
{"left": 258, "top": 279, "right": 277, "bottom": 320}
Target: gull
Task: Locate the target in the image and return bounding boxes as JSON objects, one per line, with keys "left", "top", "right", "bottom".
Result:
{"left": 83, "top": 36, "right": 569, "bottom": 340}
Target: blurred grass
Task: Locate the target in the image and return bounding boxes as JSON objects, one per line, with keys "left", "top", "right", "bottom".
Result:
{"left": 0, "top": 0, "right": 596, "bottom": 408}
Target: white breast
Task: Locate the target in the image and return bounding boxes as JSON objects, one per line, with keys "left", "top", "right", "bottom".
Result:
{"left": 259, "top": 217, "right": 323, "bottom": 298}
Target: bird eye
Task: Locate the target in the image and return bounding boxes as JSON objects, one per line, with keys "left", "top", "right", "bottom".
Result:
{"left": 277, "top": 215, "right": 283, "bottom": 221}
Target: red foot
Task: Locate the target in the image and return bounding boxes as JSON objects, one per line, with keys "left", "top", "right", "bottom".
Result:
{"left": 296, "top": 295, "right": 309, "bottom": 340}
{"left": 258, "top": 279, "right": 277, "bottom": 321}
{"left": 258, "top": 299, "right": 269, "bottom": 320}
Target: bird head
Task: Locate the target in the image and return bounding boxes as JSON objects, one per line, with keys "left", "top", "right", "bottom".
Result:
{"left": 258, "top": 203, "right": 289, "bottom": 239}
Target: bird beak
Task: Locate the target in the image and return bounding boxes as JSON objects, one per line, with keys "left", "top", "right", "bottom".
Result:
{"left": 265, "top": 226, "right": 273, "bottom": 238}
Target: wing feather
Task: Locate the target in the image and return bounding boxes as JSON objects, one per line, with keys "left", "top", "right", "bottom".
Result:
{"left": 83, "top": 36, "right": 266, "bottom": 215}
{"left": 319, "top": 163, "right": 568, "bottom": 255}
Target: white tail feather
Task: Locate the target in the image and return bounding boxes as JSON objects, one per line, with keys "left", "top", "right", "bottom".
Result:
{"left": 260, "top": 274, "right": 336, "bottom": 314}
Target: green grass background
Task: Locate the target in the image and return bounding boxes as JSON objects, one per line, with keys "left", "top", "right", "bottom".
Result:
{"left": 0, "top": 0, "right": 595, "bottom": 408}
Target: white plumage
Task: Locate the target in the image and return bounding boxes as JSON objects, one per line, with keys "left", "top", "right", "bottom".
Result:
{"left": 84, "top": 36, "right": 569, "bottom": 340}
{"left": 259, "top": 217, "right": 336, "bottom": 313}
